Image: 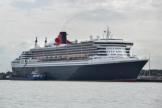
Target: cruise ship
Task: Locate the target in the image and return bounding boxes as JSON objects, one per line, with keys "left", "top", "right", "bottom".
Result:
{"left": 11, "top": 27, "right": 148, "bottom": 81}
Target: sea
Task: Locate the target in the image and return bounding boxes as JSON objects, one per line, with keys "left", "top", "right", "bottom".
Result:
{"left": 0, "top": 80, "right": 162, "bottom": 108}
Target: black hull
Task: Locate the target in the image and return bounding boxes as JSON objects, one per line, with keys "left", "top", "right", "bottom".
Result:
{"left": 12, "top": 60, "right": 148, "bottom": 81}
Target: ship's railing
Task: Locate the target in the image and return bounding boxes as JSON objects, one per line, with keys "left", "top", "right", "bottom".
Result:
{"left": 12, "top": 61, "right": 21, "bottom": 63}
{"left": 89, "top": 56, "right": 138, "bottom": 62}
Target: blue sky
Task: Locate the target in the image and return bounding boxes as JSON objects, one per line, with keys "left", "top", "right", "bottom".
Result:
{"left": 0, "top": 0, "right": 162, "bottom": 72}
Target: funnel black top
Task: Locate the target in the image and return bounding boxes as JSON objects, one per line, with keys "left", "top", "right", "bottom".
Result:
{"left": 60, "top": 32, "right": 67, "bottom": 44}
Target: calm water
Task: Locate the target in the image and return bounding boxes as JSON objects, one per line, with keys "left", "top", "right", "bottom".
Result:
{"left": 0, "top": 81, "right": 162, "bottom": 108}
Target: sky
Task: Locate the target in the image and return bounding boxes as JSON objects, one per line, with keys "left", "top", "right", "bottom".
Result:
{"left": 0, "top": 0, "right": 162, "bottom": 72}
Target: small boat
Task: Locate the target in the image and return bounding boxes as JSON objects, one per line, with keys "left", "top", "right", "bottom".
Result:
{"left": 9, "top": 68, "right": 46, "bottom": 80}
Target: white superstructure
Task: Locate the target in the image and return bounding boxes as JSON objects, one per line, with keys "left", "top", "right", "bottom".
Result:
{"left": 12, "top": 28, "right": 137, "bottom": 66}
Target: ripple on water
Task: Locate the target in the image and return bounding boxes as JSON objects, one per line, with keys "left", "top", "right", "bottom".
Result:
{"left": 0, "top": 81, "right": 162, "bottom": 108}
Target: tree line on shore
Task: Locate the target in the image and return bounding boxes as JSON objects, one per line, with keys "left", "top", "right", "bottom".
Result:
{"left": 139, "top": 69, "right": 162, "bottom": 76}
{"left": 0, "top": 71, "right": 13, "bottom": 75}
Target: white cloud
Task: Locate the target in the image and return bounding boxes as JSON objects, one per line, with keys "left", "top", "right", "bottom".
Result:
{"left": 0, "top": 0, "right": 162, "bottom": 71}
{"left": 14, "top": 0, "right": 36, "bottom": 2}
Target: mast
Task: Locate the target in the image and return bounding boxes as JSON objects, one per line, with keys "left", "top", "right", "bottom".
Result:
{"left": 149, "top": 53, "right": 150, "bottom": 78}
{"left": 35, "top": 37, "right": 37, "bottom": 48}
{"left": 44, "top": 37, "right": 47, "bottom": 47}
{"left": 106, "top": 26, "right": 110, "bottom": 39}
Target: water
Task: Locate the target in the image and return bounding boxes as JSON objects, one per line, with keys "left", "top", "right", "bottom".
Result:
{"left": 0, "top": 81, "right": 162, "bottom": 108}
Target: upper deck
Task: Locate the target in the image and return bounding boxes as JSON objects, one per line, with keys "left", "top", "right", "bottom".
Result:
{"left": 12, "top": 29, "right": 135, "bottom": 63}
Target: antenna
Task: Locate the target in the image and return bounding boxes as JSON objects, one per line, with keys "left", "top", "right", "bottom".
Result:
{"left": 149, "top": 53, "right": 150, "bottom": 78}
{"left": 44, "top": 37, "right": 47, "bottom": 47}
{"left": 106, "top": 26, "right": 109, "bottom": 39}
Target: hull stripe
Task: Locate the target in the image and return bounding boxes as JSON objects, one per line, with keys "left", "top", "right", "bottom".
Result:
{"left": 12, "top": 59, "right": 148, "bottom": 68}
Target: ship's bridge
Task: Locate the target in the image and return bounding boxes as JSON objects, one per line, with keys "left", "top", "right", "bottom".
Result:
{"left": 94, "top": 39, "right": 133, "bottom": 58}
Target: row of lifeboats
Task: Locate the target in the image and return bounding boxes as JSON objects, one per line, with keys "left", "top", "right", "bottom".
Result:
{"left": 37, "top": 54, "right": 87, "bottom": 60}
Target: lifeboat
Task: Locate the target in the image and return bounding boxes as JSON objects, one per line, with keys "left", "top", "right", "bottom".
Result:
{"left": 61, "top": 55, "right": 66, "bottom": 58}
{"left": 37, "top": 54, "right": 87, "bottom": 60}
{"left": 37, "top": 57, "right": 44, "bottom": 59}
{"left": 69, "top": 54, "right": 86, "bottom": 57}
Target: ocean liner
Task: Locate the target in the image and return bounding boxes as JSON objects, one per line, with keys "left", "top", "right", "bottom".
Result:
{"left": 11, "top": 27, "right": 148, "bottom": 81}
